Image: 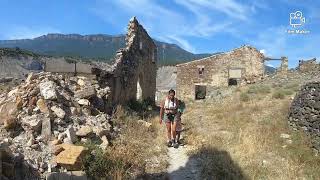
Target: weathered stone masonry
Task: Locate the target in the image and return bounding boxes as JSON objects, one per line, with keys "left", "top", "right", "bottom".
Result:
{"left": 289, "top": 81, "right": 320, "bottom": 150}
{"left": 104, "top": 17, "right": 157, "bottom": 105}
{"left": 45, "top": 17, "right": 157, "bottom": 106}
{"left": 298, "top": 58, "right": 318, "bottom": 72}
{"left": 176, "top": 45, "right": 265, "bottom": 100}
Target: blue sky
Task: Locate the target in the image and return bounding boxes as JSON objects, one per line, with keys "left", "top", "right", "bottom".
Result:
{"left": 0, "top": 0, "right": 319, "bottom": 68}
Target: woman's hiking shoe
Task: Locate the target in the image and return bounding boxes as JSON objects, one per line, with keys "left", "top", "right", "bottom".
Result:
{"left": 167, "top": 140, "right": 172, "bottom": 147}
{"left": 177, "top": 140, "right": 183, "bottom": 145}
{"left": 173, "top": 141, "right": 179, "bottom": 148}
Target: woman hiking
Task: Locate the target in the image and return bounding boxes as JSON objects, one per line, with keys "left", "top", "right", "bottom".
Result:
{"left": 160, "top": 89, "right": 179, "bottom": 148}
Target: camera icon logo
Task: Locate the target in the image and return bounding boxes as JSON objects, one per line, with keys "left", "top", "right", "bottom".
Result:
{"left": 290, "top": 11, "right": 305, "bottom": 28}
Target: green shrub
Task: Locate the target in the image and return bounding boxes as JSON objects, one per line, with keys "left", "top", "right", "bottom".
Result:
{"left": 240, "top": 92, "right": 250, "bottom": 102}
{"left": 81, "top": 141, "right": 128, "bottom": 179}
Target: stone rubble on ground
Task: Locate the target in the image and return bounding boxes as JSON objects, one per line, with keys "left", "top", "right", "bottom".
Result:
{"left": 0, "top": 72, "right": 114, "bottom": 179}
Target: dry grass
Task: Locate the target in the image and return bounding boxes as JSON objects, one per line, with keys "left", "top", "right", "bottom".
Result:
{"left": 82, "top": 105, "right": 168, "bottom": 179}
{"left": 182, "top": 83, "right": 320, "bottom": 180}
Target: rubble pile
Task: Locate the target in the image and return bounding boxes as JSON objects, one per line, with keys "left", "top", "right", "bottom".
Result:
{"left": 0, "top": 72, "right": 114, "bottom": 179}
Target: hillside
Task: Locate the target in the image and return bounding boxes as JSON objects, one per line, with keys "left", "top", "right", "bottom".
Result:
{"left": 0, "top": 48, "right": 43, "bottom": 79}
{"left": 0, "top": 34, "right": 211, "bottom": 66}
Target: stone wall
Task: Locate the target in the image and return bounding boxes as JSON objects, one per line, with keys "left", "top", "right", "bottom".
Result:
{"left": 298, "top": 58, "right": 318, "bottom": 72}
{"left": 104, "top": 17, "right": 157, "bottom": 105}
{"left": 176, "top": 45, "right": 264, "bottom": 100}
{"left": 45, "top": 59, "right": 94, "bottom": 74}
{"left": 288, "top": 81, "right": 320, "bottom": 150}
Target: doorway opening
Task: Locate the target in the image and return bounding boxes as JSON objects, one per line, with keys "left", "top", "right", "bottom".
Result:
{"left": 228, "top": 78, "right": 238, "bottom": 86}
{"left": 136, "top": 78, "right": 142, "bottom": 100}
{"left": 195, "top": 85, "right": 206, "bottom": 100}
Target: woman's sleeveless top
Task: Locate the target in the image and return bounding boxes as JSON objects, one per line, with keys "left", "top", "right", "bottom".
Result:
{"left": 164, "top": 97, "right": 177, "bottom": 114}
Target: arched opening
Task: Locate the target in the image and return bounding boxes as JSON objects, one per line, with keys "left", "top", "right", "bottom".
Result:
{"left": 136, "top": 77, "right": 143, "bottom": 101}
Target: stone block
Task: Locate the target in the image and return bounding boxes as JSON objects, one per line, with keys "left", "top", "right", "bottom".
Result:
{"left": 54, "top": 144, "right": 87, "bottom": 171}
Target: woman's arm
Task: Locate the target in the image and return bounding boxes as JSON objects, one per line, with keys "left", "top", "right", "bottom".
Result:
{"left": 159, "top": 101, "right": 164, "bottom": 124}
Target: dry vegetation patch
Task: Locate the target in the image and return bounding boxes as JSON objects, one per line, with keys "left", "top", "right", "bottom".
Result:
{"left": 80, "top": 105, "right": 168, "bottom": 179}
{"left": 182, "top": 82, "right": 320, "bottom": 179}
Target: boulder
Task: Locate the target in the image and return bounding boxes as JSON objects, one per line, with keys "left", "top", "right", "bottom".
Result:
{"left": 99, "top": 135, "right": 109, "bottom": 150}
{"left": 15, "top": 96, "right": 23, "bottom": 109}
{"left": 29, "top": 87, "right": 40, "bottom": 97}
{"left": 51, "top": 106, "right": 66, "bottom": 119}
{"left": 65, "top": 127, "right": 77, "bottom": 144}
{"left": 37, "top": 98, "right": 49, "bottom": 114}
{"left": 93, "top": 126, "right": 109, "bottom": 137}
{"left": 74, "top": 87, "right": 96, "bottom": 99}
{"left": 54, "top": 144, "right": 87, "bottom": 171}
{"left": 77, "top": 99, "right": 90, "bottom": 106}
{"left": 7, "top": 88, "right": 18, "bottom": 97}
{"left": 27, "top": 135, "right": 35, "bottom": 147}
{"left": 76, "top": 126, "right": 93, "bottom": 137}
{"left": 21, "top": 114, "right": 42, "bottom": 132}
{"left": 40, "top": 81, "right": 57, "bottom": 100}
{"left": 26, "top": 72, "right": 37, "bottom": 84}
{"left": 77, "top": 79, "right": 86, "bottom": 86}
{"left": 70, "top": 107, "right": 79, "bottom": 116}
{"left": 29, "top": 96, "right": 38, "bottom": 107}
{"left": 41, "top": 117, "right": 52, "bottom": 142}
{"left": 0, "top": 101, "right": 18, "bottom": 129}
{"left": 97, "top": 87, "right": 110, "bottom": 98}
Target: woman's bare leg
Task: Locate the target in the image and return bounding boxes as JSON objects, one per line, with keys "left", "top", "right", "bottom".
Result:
{"left": 166, "top": 122, "right": 172, "bottom": 142}
{"left": 176, "top": 131, "right": 181, "bottom": 142}
{"left": 171, "top": 122, "right": 177, "bottom": 142}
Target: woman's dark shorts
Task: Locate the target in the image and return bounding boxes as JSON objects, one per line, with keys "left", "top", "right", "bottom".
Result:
{"left": 163, "top": 113, "right": 177, "bottom": 123}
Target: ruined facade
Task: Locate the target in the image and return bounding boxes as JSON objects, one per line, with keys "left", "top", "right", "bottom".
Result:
{"left": 44, "top": 17, "right": 157, "bottom": 106}
{"left": 298, "top": 58, "right": 318, "bottom": 72}
{"left": 102, "top": 17, "right": 157, "bottom": 105}
{"left": 176, "top": 45, "right": 265, "bottom": 100}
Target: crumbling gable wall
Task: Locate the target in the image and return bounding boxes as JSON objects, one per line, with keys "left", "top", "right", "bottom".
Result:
{"left": 107, "top": 17, "right": 157, "bottom": 105}
{"left": 298, "top": 58, "right": 318, "bottom": 72}
{"left": 176, "top": 46, "right": 264, "bottom": 100}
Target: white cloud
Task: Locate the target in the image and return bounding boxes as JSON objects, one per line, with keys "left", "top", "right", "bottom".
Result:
{"left": 167, "top": 35, "right": 195, "bottom": 52}
{"left": 1, "top": 26, "right": 60, "bottom": 40}
{"left": 90, "top": 0, "right": 255, "bottom": 53}
{"left": 177, "top": 0, "right": 251, "bottom": 21}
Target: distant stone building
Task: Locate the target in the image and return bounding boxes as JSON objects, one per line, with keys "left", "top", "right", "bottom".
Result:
{"left": 176, "top": 45, "right": 266, "bottom": 100}
{"left": 298, "top": 58, "right": 318, "bottom": 72}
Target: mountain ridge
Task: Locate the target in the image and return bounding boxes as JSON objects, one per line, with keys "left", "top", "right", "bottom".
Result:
{"left": 0, "top": 33, "right": 211, "bottom": 65}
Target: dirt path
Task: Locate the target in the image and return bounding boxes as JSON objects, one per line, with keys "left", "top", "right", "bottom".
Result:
{"left": 167, "top": 145, "right": 200, "bottom": 180}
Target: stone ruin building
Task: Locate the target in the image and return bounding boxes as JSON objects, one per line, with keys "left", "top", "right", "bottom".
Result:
{"left": 176, "top": 45, "right": 288, "bottom": 100}
{"left": 45, "top": 17, "right": 157, "bottom": 107}
{"left": 298, "top": 58, "right": 318, "bottom": 72}
{"left": 0, "top": 17, "right": 157, "bottom": 180}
